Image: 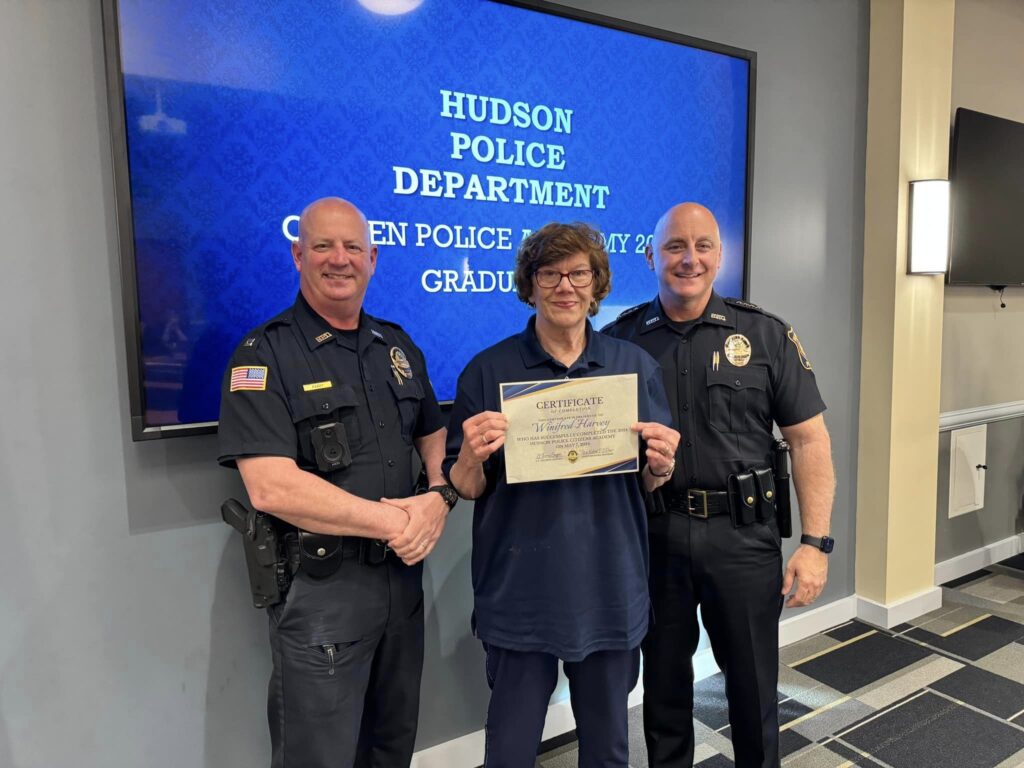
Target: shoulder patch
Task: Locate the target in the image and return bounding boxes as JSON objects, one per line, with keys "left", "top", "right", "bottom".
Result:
{"left": 723, "top": 297, "right": 787, "bottom": 326}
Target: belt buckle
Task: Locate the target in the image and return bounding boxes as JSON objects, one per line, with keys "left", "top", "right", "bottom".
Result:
{"left": 687, "top": 490, "right": 709, "bottom": 519}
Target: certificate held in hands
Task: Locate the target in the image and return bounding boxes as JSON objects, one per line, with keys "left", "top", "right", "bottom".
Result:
{"left": 499, "top": 373, "right": 639, "bottom": 484}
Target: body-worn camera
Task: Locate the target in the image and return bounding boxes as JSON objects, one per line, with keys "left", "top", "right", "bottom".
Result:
{"left": 310, "top": 421, "right": 352, "bottom": 472}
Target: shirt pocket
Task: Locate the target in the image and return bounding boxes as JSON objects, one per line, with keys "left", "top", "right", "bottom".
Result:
{"left": 388, "top": 377, "right": 425, "bottom": 444}
{"left": 706, "top": 365, "right": 768, "bottom": 434}
{"left": 289, "top": 384, "right": 363, "bottom": 465}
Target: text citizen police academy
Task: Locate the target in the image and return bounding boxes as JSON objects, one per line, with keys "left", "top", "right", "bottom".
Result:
{"left": 392, "top": 89, "right": 611, "bottom": 209}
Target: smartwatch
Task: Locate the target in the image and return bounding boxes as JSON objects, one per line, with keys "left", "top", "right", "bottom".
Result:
{"left": 428, "top": 484, "right": 459, "bottom": 510}
{"left": 800, "top": 534, "right": 834, "bottom": 554}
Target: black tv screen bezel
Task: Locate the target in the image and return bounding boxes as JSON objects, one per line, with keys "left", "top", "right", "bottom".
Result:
{"left": 948, "top": 107, "right": 1024, "bottom": 288}
{"left": 100, "top": 0, "right": 757, "bottom": 441}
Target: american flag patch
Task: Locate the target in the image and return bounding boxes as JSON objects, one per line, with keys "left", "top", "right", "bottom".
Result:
{"left": 230, "top": 366, "right": 268, "bottom": 392}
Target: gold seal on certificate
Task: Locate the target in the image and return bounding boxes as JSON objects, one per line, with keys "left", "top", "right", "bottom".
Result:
{"left": 499, "top": 373, "right": 639, "bottom": 484}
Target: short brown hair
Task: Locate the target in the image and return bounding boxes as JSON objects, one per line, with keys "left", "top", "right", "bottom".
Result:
{"left": 514, "top": 222, "right": 611, "bottom": 317}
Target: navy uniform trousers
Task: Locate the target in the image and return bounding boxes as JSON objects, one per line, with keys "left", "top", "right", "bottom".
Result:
{"left": 482, "top": 644, "right": 641, "bottom": 768}
{"left": 267, "top": 551, "right": 424, "bottom": 768}
{"left": 643, "top": 511, "right": 784, "bottom": 768}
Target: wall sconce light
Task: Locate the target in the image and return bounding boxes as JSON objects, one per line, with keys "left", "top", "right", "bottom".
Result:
{"left": 907, "top": 179, "right": 950, "bottom": 274}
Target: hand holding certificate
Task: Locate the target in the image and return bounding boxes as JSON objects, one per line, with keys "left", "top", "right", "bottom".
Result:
{"left": 500, "top": 373, "right": 639, "bottom": 484}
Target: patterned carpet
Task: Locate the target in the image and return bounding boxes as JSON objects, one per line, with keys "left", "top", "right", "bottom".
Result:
{"left": 538, "top": 554, "right": 1024, "bottom": 767}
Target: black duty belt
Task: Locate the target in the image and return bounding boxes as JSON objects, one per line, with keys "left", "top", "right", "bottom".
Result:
{"left": 285, "top": 532, "right": 391, "bottom": 574}
{"left": 665, "top": 489, "right": 731, "bottom": 519}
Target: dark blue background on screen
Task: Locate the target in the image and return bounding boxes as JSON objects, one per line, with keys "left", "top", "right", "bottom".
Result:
{"left": 117, "top": 0, "right": 750, "bottom": 427}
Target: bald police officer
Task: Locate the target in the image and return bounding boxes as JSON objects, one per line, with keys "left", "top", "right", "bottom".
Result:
{"left": 218, "top": 197, "right": 454, "bottom": 768}
{"left": 602, "top": 203, "right": 835, "bottom": 768}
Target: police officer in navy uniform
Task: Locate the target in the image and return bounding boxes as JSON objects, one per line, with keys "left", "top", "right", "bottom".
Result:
{"left": 217, "top": 197, "right": 455, "bottom": 768}
{"left": 602, "top": 203, "right": 835, "bottom": 768}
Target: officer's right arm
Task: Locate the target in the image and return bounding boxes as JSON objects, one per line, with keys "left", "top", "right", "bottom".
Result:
{"left": 218, "top": 344, "right": 408, "bottom": 540}
{"left": 236, "top": 456, "right": 408, "bottom": 540}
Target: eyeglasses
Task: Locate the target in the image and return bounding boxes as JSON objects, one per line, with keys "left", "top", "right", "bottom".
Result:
{"left": 533, "top": 268, "right": 595, "bottom": 288}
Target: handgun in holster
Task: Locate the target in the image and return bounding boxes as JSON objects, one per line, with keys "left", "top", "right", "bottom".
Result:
{"left": 772, "top": 439, "right": 793, "bottom": 538}
{"left": 221, "top": 498, "right": 293, "bottom": 609}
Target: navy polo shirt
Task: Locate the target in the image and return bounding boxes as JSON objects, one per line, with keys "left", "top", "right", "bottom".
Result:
{"left": 442, "top": 317, "right": 672, "bottom": 661}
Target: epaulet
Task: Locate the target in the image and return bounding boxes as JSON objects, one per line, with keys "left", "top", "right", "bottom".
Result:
{"left": 234, "top": 307, "right": 291, "bottom": 353}
{"left": 235, "top": 328, "right": 265, "bottom": 352}
{"left": 723, "top": 297, "right": 787, "bottom": 326}
{"left": 599, "top": 302, "right": 646, "bottom": 333}
{"left": 372, "top": 315, "right": 406, "bottom": 333}
{"left": 604, "top": 302, "right": 647, "bottom": 328}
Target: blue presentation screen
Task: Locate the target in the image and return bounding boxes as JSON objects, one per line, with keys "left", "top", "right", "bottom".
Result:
{"left": 110, "top": 0, "right": 752, "bottom": 437}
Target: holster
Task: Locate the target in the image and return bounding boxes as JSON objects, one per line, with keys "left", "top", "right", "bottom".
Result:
{"left": 297, "top": 531, "right": 345, "bottom": 579}
{"left": 221, "top": 498, "right": 292, "bottom": 609}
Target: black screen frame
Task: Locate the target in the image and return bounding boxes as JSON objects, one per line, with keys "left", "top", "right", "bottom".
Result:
{"left": 100, "top": 0, "right": 757, "bottom": 441}
{"left": 948, "top": 107, "right": 1024, "bottom": 288}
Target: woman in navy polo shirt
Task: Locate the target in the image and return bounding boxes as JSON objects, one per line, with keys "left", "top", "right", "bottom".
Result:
{"left": 444, "top": 222, "right": 679, "bottom": 768}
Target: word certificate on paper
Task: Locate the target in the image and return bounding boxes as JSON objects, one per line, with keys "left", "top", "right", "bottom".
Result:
{"left": 500, "top": 374, "right": 639, "bottom": 484}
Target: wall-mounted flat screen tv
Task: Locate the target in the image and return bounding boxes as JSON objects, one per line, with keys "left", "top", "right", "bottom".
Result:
{"left": 949, "top": 108, "right": 1024, "bottom": 287}
{"left": 102, "top": 0, "right": 755, "bottom": 440}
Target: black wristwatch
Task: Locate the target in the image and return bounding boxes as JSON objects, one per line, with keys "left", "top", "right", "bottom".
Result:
{"left": 800, "top": 534, "right": 834, "bottom": 554}
{"left": 428, "top": 484, "right": 459, "bottom": 510}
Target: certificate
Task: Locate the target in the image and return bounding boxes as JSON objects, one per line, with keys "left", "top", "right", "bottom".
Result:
{"left": 500, "top": 373, "right": 639, "bottom": 484}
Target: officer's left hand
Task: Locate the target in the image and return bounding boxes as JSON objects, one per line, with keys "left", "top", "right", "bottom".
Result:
{"left": 381, "top": 492, "right": 449, "bottom": 565}
{"left": 631, "top": 422, "right": 680, "bottom": 477}
{"left": 782, "top": 546, "right": 828, "bottom": 607}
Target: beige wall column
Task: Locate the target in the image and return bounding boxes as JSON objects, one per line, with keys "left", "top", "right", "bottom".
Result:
{"left": 855, "top": 0, "right": 955, "bottom": 618}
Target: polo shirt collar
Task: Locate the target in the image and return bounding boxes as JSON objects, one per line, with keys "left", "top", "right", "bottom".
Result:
{"left": 517, "top": 316, "right": 606, "bottom": 372}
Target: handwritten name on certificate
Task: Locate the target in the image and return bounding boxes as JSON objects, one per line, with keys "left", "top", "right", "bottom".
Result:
{"left": 499, "top": 374, "right": 639, "bottom": 484}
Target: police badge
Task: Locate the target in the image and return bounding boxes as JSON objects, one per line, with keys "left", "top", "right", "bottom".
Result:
{"left": 723, "top": 334, "right": 752, "bottom": 367}
{"left": 390, "top": 347, "right": 413, "bottom": 385}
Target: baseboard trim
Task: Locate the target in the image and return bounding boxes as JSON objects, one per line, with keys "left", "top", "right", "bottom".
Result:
{"left": 934, "top": 534, "right": 1024, "bottom": 586}
{"left": 412, "top": 594, "right": 858, "bottom": 766}
{"left": 856, "top": 587, "right": 943, "bottom": 629}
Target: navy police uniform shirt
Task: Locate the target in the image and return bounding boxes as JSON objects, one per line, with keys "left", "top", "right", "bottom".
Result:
{"left": 601, "top": 292, "right": 825, "bottom": 493}
{"left": 217, "top": 292, "right": 445, "bottom": 501}
{"left": 442, "top": 317, "right": 672, "bottom": 661}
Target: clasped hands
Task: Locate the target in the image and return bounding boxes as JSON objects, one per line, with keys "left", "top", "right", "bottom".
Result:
{"left": 380, "top": 491, "right": 450, "bottom": 566}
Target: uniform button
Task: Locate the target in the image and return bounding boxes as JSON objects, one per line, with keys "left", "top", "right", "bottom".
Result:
{"left": 681, "top": 339, "right": 688, "bottom": 344}
{"left": 387, "top": 459, "right": 395, "bottom": 467}
{"left": 378, "top": 420, "right": 385, "bottom": 428}
{"left": 735, "top": 379, "right": 742, "bottom": 386}
{"left": 682, "top": 369, "right": 688, "bottom": 375}
{"left": 320, "top": 403, "right": 330, "bottom": 410}
{"left": 686, "top": 441, "right": 692, "bottom": 447}
{"left": 316, "top": 547, "right": 326, "bottom": 556}
{"left": 682, "top": 404, "right": 689, "bottom": 411}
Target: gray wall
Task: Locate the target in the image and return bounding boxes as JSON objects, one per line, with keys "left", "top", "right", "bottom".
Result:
{"left": 935, "top": 420, "right": 1024, "bottom": 564}
{"left": 0, "top": 0, "right": 865, "bottom": 765}
{"left": 934, "top": 0, "right": 1024, "bottom": 563}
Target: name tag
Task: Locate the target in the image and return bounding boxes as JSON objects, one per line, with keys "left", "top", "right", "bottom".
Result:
{"left": 302, "top": 380, "right": 333, "bottom": 392}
